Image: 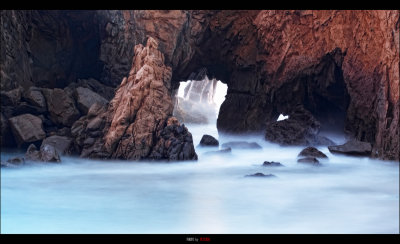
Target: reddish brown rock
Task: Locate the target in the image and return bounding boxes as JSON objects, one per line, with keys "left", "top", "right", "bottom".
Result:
{"left": 74, "top": 37, "right": 197, "bottom": 161}
{"left": 103, "top": 37, "right": 174, "bottom": 159}
{"left": 1, "top": 10, "right": 398, "bottom": 161}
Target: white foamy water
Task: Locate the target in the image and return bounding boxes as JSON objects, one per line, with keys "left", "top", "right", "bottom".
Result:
{"left": 1, "top": 123, "right": 399, "bottom": 234}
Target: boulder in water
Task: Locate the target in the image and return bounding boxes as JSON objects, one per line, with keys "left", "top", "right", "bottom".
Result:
{"left": 221, "top": 141, "right": 262, "bottom": 149}
{"left": 204, "top": 147, "right": 232, "bottom": 155}
{"left": 199, "top": 134, "right": 219, "bottom": 147}
{"left": 297, "top": 157, "right": 320, "bottom": 165}
{"left": 298, "top": 147, "right": 328, "bottom": 158}
{"left": 328, "top": 140, "right": 372, "bottom": 156}
{"left": 245, "top": 172, "right": 276, "bottom": 177}
{"left": 25, "top": 143, "right": 60, "bottom": 162}
{"left": 262, "top": 161, "right": 284, "bottom": 167}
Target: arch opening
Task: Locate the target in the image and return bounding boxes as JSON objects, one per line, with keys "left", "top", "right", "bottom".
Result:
{"left": 173, "top": 75, "right": 227, "bottom": 125}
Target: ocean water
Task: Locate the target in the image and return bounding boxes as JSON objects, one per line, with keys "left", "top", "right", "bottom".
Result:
{"left": 1, "top": 122, "right": 399, "bottom": 234}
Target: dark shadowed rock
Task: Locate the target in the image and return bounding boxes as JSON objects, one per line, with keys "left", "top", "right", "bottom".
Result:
{"left": 41, "top": 135, "right": 74, "bottom": 155}
{"left": 298, "top": 147, "right": 328, "bottom": 158}
{"left": 265, "top": 107, "right": 323, "bottom": 146}
{"left": 328, "top": 140, "right": 372, "bottom": 156}
{"left": 199, "top": 134, "right": 219, "bottom": 147}
{"left": 221, "top": 141, "right": 262, "bottom": 149}
{"left": 42, "top": 88, "right": 81, "bottom": 127}
{"left": 204, "top": 147, "right": 232, "bottom": 155}
{"left": 262, "top": 161, "right": 284, "bottom": 167}
{"left": 297, "top": 157, "right": 321, "bottom": 165}
{"left": 8, "top": 113, "right": 46, "bottom": 147}
{"left": 23, "top": 86, "right": 47, "bottom": 110}
{"left": 6, "top": 157, "right": 25, "bottom": 165}
{"left": 1, "top": 87, "right": 22, "bottom": 106}
{"left": 149, "top": 119, "right": 198, "bottom": 161}
{"left": 245, "top": 172, "right": 276, "bottom": 177}
{"left": 1, "top": 112, "right": 16, "bottom": 147}
{"left": 25, "top": 144, "right": 42, "bottom": 161}
{"left": 69, "top": 78, "right": 115, "bottom": 101}
{"left": 12, "top": 102, "right": 46, "bottom": 116}
{"left": 74, "top": 87, "right": 108, "bottom": 114}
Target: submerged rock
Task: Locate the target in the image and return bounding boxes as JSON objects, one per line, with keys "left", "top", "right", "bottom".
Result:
{"left": 221, "top": 141, "right": 262, "bottom": 149}
{"left": 199, "top": 134, "right": 219, "bottom": 147}
{"left": 25, "top": 143, "right": 60, "bottom": 162}
{"left": 40, "top": 144, "right": 61, "bottom": 162}
{"left": 328, "top": 140, "right": 372, "bottom": 156}
{"left": 298, "top": 147, "right": 328, "bottom": 159}
{"left": 204, "top": 147, "right": 232, "bottom": 155}
{"left": 297, "top": 157, "right": 320, "bottom": 165}
{"left": 262, "top": 161, "right": 284, "bottom": 167}
{"left": 1, "top": 159, "right": 24, "bottom": 168}
{"left": 245, "top": 172, "right": 276, "bottom": 178}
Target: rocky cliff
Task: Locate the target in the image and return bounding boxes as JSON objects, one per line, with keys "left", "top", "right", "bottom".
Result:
{"left": 1, "top": 10, "right": 398, "bottom": 161}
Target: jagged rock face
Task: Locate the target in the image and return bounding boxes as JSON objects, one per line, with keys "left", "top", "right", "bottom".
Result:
{"left": 0, "top": 10, "right": 102, "bottom": 90}
{"left": 74, "top": 38, "right": 197, "bottom": 161}
{"left": 103, "top": 37, "right": 174, "bottom": 159}
{"left": 1, "top": 10, "right": 398, "bottom": 160}
{"left": 251, "top": 10, "right": 399, "bottom": 161}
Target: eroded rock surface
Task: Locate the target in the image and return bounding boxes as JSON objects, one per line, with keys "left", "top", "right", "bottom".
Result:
{"left": 298, "top": 147, "right": 328, "bottom": 159}
{"left": 75, "top": 38, "right": 197, "bottom": 161}
{"left": 328, "top": 140, "right": 372, "bottom": 156}
{"left": 1, "top": 10, "right": 398, "bottom": 161}
{"left": 8, "top": 113, "right": 46, "bottom": 147}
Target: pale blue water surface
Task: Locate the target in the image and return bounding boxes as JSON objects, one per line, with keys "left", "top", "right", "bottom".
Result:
{"left": 1, "top": 123, "right": 399, "bottom": 233}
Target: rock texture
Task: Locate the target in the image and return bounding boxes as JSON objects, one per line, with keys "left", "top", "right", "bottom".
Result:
{"left": 72, "top": 38, "right": 197, "bottom": 161}
{"left": 8, "top": 113, "right": 46, "bottom": 147}
{"left": 1, "top": 10, "right": 398, "bottom": 161}
{"left": 328, "top": 140, "right": 372, "bottom": 156}
{"left": 297, "top": 157, "right": 321, "bottom": 165}
{"left": 298, "top": 147, "right": 328, "bottom": 159}
{"left": 42, "top": 88, "right": 81, "bottom": 127}
{"left": 262, "top": 161, "right": 283, "bottom": 167}
{"left": 41, "top": 135, "right": 74, "bottom": 155}
{"left": 199, "top": 134, "right": 219, "bottom": 147}
{"left": 103, "top": 37, "right": 174, "bottom": 159}
{"left": 265, "top": 106, "right": 334, "bottom": 146}
{"left": 74, "top": 87, "right": 108, "bottom": 114}
{"left": 25, "top": 143, "right": 60, "bottom": 162}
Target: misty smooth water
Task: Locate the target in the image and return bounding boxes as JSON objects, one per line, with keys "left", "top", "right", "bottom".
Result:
{"left": 1, "top": 121, "right": 399, "bottom": 234}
